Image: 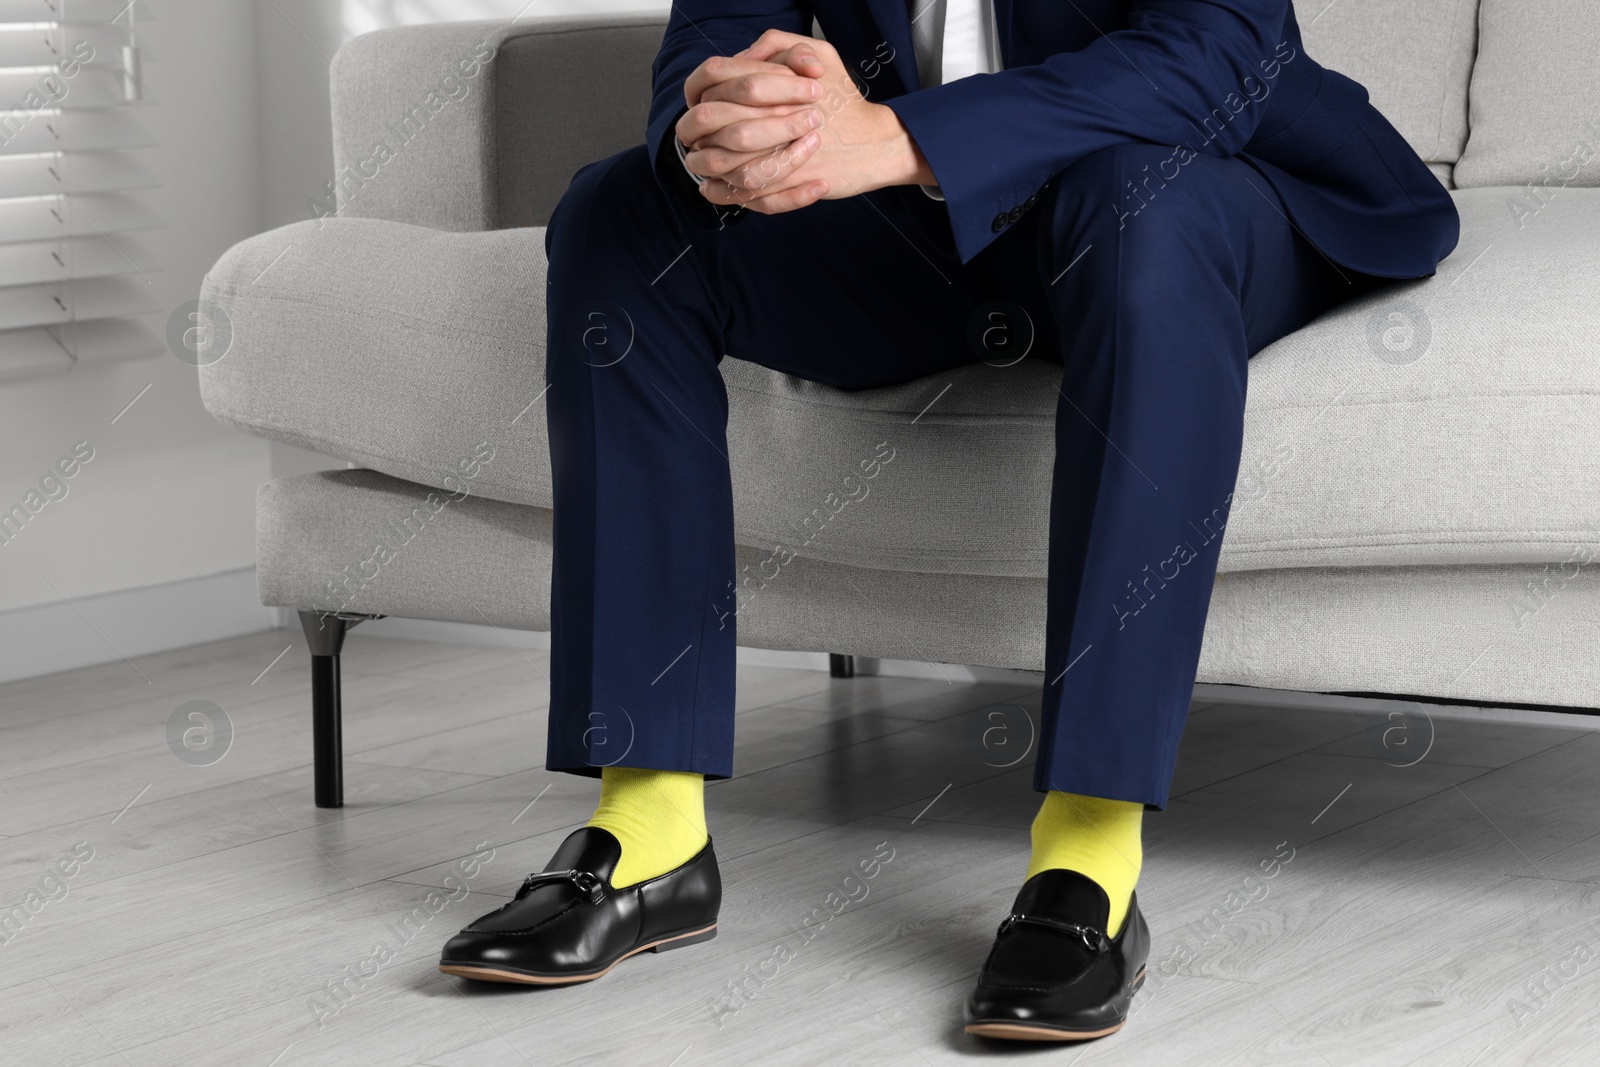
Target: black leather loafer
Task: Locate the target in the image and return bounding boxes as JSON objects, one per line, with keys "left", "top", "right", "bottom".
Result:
{"left": 438, "top": 826, "right": 720, "bottom": 985}
{"left": 964, "top": 869, "right": 1150, "bottom": 1041}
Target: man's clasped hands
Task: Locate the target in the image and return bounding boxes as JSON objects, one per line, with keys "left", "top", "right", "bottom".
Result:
{"left": 676, "top": 29, "right": 936, "bottom": 215}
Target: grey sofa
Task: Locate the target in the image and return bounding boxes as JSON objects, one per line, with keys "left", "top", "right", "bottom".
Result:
{"left": 199, "top": 0, "right": 1600, "bottom": 807}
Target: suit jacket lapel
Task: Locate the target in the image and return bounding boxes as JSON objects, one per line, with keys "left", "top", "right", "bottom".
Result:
{"left": 992, "top": 0, "right": 1015, "bottom": 68}
{"left": 865, "top": 0, "right": 925, "bottom": 93}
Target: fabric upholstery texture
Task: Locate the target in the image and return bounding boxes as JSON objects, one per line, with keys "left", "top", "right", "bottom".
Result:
{"left": 258, "top": 469, "right": 1600, "bottom": 711}
{"left": 200, "top": 218, "right": 551, "bottom": 510}
{"left": 330, "top": 15, "right": 662, "bottom": 231}
{"left": 1294, "top": 0, "right": 1478, "bottom": 165}
{"left": 328, "top": 10, "right": 1475, "bottom": 225}
{"left": 257, "top": 469, "right": 553, "bottom": 630}
{"left": 203, "top": 188, "right": 1600, "bottom": 579}
{"left": 1454, "top": 0, "right": 1600, "bottom": 188}
{"left": 1223, "top": 186, "right": 1600, "bottom": 572}
{"left": 215, "top": 9, "right": 1600, "bottom": 714}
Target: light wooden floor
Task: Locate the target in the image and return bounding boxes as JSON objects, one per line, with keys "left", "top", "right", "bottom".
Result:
{"left": 3, "top": 629, "right": 1599, "bottom": 1066}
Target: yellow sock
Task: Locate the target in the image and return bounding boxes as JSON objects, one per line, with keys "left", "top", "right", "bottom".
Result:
{"left": 1026, "top": 790, "right": 1143, "bottom": 938}
{"left": 585, "top": 766, "right": 708, "bottom": 889}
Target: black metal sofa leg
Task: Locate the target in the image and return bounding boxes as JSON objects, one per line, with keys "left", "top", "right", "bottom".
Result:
{"left": 298, "top": 610, "right": 371, "bottom": 808}
{"left": 299, "top": 610, "right": 843, "bottom": 805}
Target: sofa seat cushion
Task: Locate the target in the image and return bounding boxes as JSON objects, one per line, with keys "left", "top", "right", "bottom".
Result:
{"left": 202, "top": 191, "right": 1600, "bottom": 580}
{"left": 1222, "top": 186, "right": 1600, "bottom": 573}
{"left": 258, "top": 468, "right": 1600, "bottom": 711}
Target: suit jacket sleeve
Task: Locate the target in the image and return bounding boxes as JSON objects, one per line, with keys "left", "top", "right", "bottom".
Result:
{"left": 646, "top": 1, "right": 818, "bottom": 233}
{"left": 884, "top": 0, "right": 1295, "bottom": 263}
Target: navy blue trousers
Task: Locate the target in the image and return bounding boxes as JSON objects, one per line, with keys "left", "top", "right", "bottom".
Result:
{"left": 542, "top": 142, "right": 1374, "bottom": 809}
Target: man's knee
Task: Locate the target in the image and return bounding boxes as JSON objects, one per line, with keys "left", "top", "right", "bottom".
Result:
{"left": 1046, "top": 143, "right": 1238, "bottom": 295}
{"left": 1052, "top": 143, "right": 1233, "bottom": 240}
{"left": 547, "top": 144, "right": 660, "bottom": 249}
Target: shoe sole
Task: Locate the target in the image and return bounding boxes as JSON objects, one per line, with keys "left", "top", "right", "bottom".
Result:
{"left": 438, "top": 922, "right": 717, "bottom": 986}
{"left": 964, "top": 966, "right": 1146, "bottom": 1042}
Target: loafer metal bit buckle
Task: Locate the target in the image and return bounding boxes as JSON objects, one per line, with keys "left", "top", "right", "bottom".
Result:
{"left": 996, "top": 912, "right": 1111, "bottom": 956}
{"left": 518, "top": 868, "right": 607, "bottom": 905}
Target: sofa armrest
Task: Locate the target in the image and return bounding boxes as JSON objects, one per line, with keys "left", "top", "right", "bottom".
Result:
{"left": 199, "top": 218, "right": 554, "bottom": 508}
{"left": 330, "top": 14, "right": 666, "bottom": 232}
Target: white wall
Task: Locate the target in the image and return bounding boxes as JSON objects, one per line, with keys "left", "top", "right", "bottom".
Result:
{"left": 0, "top": 0, "right": 675, "bottom": 680}
{"left": 0, "top": 1, "right": 268, "bottom": 618}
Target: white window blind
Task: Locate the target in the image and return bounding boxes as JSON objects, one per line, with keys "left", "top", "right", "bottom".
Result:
{"left": 0, "top": 0, "right": 162, "bottom": 381}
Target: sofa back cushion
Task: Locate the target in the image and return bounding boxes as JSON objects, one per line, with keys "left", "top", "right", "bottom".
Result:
{"left": 1454, "top": 0, "right": 1600, "bottom": 188}
{"left": 495, "top": 18, "right": 664, "bottom": 229}
{"left": 330, "top": 17, "right": 666, "bottom": 232}
{"left": 1295, "top": 0, "right": 1479, "bottom": 165}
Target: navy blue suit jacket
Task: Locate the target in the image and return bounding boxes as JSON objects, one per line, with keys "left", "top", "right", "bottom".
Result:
{"left": 645, "top": 0, "right": 1460, "bottom": 279}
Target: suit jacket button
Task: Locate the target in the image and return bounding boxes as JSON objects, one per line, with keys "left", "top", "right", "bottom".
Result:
{"left": 1007, "top": 206, "right": 1024, "bottom": 223}
{"left": 1024, "top": 195, "right": 1038, "bottom": 210}
{"left": 992, "top": 212, "right": 1009, "bottom": 232}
